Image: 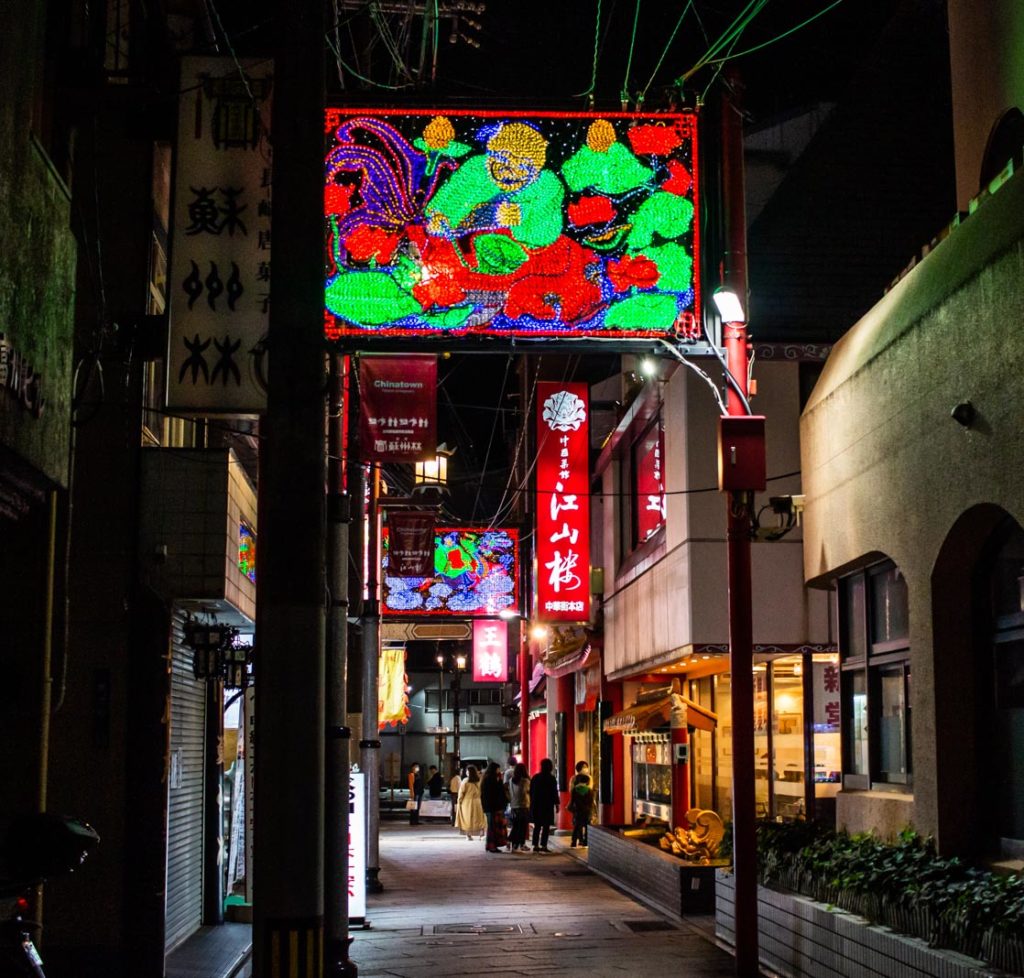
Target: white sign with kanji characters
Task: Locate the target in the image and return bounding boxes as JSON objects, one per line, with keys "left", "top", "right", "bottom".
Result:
{"left": 167, "top": 57, "right": 273, "bottom": 414}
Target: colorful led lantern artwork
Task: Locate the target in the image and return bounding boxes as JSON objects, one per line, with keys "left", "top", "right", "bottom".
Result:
{"left": 382, "top": 526, "right": 518, "bottom": 616}
{"left": 239, "top": 522, "right": 257, "bottom": 583}
{"left": 324, "top": 108, "right": 699, "bottom": 339}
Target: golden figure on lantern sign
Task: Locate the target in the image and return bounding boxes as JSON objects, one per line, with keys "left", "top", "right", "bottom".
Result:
{"left": 660, "top": 808, "right": 726, "bottom": 863}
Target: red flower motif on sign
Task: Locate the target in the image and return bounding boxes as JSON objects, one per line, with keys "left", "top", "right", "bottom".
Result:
{"left": 627, "top": 124, "right": 682, "bottom": 156}
{"left": 661, "top": 160, "right": 692, "bottom": 197}
{"left": 324, "top": 183, "right": 354, "bottom": 215}
{"left": 412, "top": 242, "right": 466, "bottom": 309}
{"left": 608, "top": 254, "right": 660, "bottom": 293}
{"left": 345, "top": 225, "right": 399, "bottom": 264}
{"left": 568, "top": 195, "right": 616, "bottom": 227}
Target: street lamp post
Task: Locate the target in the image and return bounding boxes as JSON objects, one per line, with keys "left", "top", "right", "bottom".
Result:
{"left": 436, "top": 653, "right": 445, "bottom": 769}
{"left": 452, "top": 654, "right": 466, "bottom": 772}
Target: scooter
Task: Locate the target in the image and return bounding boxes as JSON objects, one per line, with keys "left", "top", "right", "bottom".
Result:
{"left": 0, "top": 813, "right": 100, "bottom": 976}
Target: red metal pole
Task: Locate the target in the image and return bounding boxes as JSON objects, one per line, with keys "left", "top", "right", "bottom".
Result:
{"left": 519, "top": 624, "right": 530, "bottom": 772}
{"left": 721, "top": 70, "right": 759, "bottom": 978}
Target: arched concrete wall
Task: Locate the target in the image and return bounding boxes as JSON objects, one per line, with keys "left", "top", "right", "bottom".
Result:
{"left": 800, "top": 167, "right": 1024, "bottom": 850}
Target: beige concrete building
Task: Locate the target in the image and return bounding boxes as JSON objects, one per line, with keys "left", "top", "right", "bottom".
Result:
{"left": 800, "top": 0, "right": 1024, "bottom": 859}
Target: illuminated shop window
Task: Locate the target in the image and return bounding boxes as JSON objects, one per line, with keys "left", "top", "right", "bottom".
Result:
{"left": 839, "top": 561, "right": 912, "bottom": 790}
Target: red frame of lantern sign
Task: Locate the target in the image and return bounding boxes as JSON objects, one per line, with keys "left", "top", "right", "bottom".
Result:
{"left": 324, "top": 107, "right": 700, "bottom": 340}
{"left": 380, "top": 526, "right": 520, "bottom": 617}
{"left": 535, "top": 381, "right": 590, "bottom": 623}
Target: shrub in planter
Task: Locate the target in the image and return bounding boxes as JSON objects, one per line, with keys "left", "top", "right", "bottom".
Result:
{"left": 754, "top": 819, "right": 1024, "bottom": 971}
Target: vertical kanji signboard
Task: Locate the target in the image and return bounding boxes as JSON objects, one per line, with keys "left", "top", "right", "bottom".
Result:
{"left": 536, "top": 382, "right": 590, "bottom": 623}
{"left": 168, "top": 57, "right": 273, "bottom": 414}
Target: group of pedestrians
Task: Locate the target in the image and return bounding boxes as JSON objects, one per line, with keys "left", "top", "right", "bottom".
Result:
{"left": 450, "top": 755, "right": 595, "bottom": 854}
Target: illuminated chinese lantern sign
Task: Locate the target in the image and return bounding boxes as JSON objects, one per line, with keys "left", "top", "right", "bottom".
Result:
{"left": 536, "top": 381, "right": 590, "bottom": 623}
{"left": 473, "top": 620, "right": 508, "bottom": 682}
{"left": 324, "top": 108, "right": 700, "bottom": 340}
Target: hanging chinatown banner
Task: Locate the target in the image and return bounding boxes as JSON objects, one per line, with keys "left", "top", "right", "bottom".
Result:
{"left": 357, "top": 354, "right": 437, "bottom": 462}
{"left": 378, "top": 646, "right": 410, "bottom": 727}
{"left": 472, "top": 620, "right": 508, "bottom": 682}
{"left": 167, "top": 57, "right": 273, "bottom": 414}
{"left": 536, "top": 381, "right": 590, "bottom": 622}
{"left": 387, "top": 511, "right": 434, "bottom": 577}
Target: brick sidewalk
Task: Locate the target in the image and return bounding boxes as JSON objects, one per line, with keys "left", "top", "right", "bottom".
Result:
{"left": 350, "top": 820, "right": 734, "bottom": 977}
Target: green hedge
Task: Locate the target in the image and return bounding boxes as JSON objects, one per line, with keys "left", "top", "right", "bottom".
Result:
{"left": 755, "top": 821, "right": 1024, "bottom": 973}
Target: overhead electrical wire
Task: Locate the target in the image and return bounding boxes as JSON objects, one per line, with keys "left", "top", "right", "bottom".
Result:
{"left": 637, "top": 0, "right": 692, "bottom": 107}
{"left": 574, "top": 0, "right": 603, "bottom": 101}
{"left": 705, "top": 0, "right": 846, "bottom": 66}
{"left": 471, "top": 355, "right": 513, "bottom": 523}
{"left": 678, "top": 0, "right": 769, "bottom": 84}
{"left": 620, "top": 0, "right": 643, "bottom": 107}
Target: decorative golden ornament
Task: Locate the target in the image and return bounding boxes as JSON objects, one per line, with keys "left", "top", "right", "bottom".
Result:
{"left": 586, "top": 119, "right": 616, "bottom": 153}
{"left": 423, "top": 115, "right": 456, "bottom": 149}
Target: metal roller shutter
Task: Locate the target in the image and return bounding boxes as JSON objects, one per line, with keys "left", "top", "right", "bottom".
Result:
{"left": 165, "top": 607, "right": 206, "bottom": 952}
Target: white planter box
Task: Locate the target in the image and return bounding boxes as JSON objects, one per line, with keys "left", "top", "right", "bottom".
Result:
{"left": 715, "top": 870, "right": 1016, "bottom": 978}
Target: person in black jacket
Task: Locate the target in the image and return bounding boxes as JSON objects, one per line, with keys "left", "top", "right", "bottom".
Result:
{"left": 480, "top": 761, "right": 510, "bottom": 853}
{"left": 529, "top": 758, "right": 559, "bottom": 852}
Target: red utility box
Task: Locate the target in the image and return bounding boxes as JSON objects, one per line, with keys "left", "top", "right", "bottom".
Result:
{"left": 717, "top": 415, "right": 766, "bottom": 491}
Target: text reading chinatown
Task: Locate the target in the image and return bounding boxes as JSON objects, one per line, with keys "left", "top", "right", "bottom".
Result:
{"left": 324, "top": 109, "right": 699, "bottom": 338}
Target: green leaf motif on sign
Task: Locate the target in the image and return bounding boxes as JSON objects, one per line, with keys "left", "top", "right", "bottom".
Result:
{"left": 473, "top": 234, "right": 529, "bottom": 275}
{"left": 604, "top": 292, "right": 678, "bottom": 330}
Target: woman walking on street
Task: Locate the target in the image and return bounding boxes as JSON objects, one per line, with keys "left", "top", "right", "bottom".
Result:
{"left": 455, "top": 765, "right": 486, "bottom": 840}
{"left": 507, "top": 762, "right": 531, "bottom": 851}
{"left": 568, "top": 772, "right": 594, "bottom": 847}
{"left": 528, "top": 758, "right": 559, "bottom": 852}
{"left": 480, "top": 761, "right": 510, "bottom": 853}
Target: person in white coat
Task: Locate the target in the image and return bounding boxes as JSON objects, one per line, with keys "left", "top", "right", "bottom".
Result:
{"left": 455, "top": 765, "right": 487, "bottom": 840}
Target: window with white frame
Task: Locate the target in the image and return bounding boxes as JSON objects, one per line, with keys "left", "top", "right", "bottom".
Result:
{"left": 839, "top": 561, "right": 912, "bottom": 789}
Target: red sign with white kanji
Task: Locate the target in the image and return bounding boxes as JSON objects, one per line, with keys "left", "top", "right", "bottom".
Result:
{"left": 472, "top": 620, "right": 508, "bottom": 682}
{"left": 634, "top": 416, "right": 666, "bottom": 544}
{"left": 536, "top": 381, "right": 590, "bottom": 623}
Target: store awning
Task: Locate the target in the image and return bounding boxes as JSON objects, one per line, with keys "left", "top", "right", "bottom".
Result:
{"left": 603, "top": 694, "right": 717, "bottom": 734}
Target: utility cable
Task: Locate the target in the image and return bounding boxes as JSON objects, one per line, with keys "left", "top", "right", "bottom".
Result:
{"left": 574, "top": 0, "right": 603, "bottom": 102}
{"left": 471, "top": 355, "right": 513, "bottom": 523}
{"left": 706, "top": 0, "right": 845, "bottom": 66}
{"left": 678, "top": 0, "right": 768, "bottom": 83}
{"left": 620, "top": 0, "right": 642, "bottom": 107}
{"left": 326, "top": 32, "right": 414, "bottom": 90}
{"left": 637, "top": 1, "right": 692, "bottom": 107}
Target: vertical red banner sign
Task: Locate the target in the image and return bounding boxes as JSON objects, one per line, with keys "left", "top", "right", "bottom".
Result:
{"left": 536, "top": 381, "right": 590, "bottom": 622}
{"left": 634, "top": 415, "right": 666, "bottom": 544}
{"left": 473, "top": 620, "right": 508, "bottom": 682}
{"left": 357, "top": 354, "right": 437, "bottom": 462}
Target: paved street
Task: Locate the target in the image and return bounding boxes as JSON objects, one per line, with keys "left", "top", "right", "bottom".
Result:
{"left": 350, "top": 820, "right": 734, "bottom": 977}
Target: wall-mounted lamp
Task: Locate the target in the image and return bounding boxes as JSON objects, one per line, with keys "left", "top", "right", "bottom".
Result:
{"left": 639, "top": 356, "right": 659, "bottom": 379}
{"left": 529, "top": 623, "right": 549, "bottom": 642}
{"left": 712, "top": 287, "right": 746, "bottom": 324}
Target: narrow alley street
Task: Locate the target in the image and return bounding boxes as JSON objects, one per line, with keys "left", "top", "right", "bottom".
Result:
{"left": 349, "top": 821, "right": 734, "bottom": 978}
